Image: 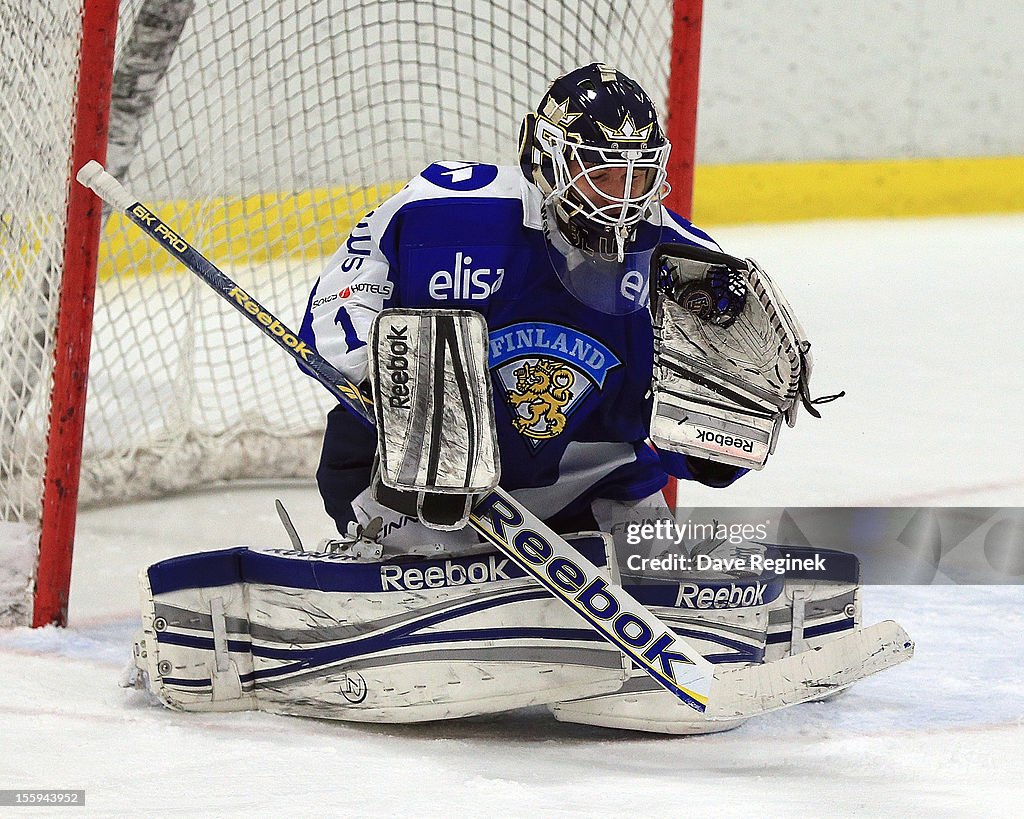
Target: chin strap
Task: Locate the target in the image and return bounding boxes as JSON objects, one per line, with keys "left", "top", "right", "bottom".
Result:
{"left": 614, "top": 226, "right": 628, "bottom": 262}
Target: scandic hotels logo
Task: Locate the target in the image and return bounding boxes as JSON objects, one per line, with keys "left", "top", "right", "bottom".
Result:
{"left": 312, "top": 281, "right": 393, "bottom": 310}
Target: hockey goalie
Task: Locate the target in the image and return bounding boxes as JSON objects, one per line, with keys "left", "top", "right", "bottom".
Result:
{"left": 124, "top": 64, "right": 908, "bottom": 733}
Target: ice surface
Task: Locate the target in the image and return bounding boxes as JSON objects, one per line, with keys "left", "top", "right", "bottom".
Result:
{"left": 682, "top": 214, "right": 1024, "bottom": 507}
{"left": 2, "top": 216, "right": 1023, "bottom": 815}
{"left": 0, "top": 521, "right": 35, "bottom": 627}
{"left": 1, "top": 583, "right": 1021, "bottom": 816}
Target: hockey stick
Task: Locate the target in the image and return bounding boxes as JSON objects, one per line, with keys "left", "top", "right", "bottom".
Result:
{"left": 77, "top": 161, "right": 913, "bottom": 718}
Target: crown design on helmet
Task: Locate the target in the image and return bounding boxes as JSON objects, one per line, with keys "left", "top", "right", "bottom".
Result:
{"left": 542, "top": 97, "right": 581, "bottom": 129}
{"left": 597, "top": 113, "right": 654, "bottom": 143}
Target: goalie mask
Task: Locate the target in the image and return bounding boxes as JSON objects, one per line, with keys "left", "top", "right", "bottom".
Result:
{"left": 519, "top": 63, "right": 671, "bottom": 314}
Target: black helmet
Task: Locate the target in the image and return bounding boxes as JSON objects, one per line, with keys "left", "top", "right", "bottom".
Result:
{"left": 519, "top": 63, "right": 671, "bottom": 260}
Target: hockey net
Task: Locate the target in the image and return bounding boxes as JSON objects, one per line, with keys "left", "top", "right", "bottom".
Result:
{"left": 0, "top": 0, "right": 698, "bottom": 626}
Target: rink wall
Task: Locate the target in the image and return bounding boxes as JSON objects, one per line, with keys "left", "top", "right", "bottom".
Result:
{"left": 690, "top": 1, "right": 1023, "bottom": 223}
{"left": 103, "top": 1, "right": 1023, "bottom": 276}
{"left": 691, "top": 156, "right": 1024, "bottom": 225}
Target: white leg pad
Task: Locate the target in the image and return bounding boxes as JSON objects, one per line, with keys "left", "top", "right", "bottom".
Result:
{"left": 551, "top": 554, "right": 785, "bottom": 735}
{"left": 136, "top": 535, "right": 628, "bottom": 722}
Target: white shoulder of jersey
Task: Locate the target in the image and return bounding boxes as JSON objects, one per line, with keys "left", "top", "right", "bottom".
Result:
{"left": 414, "top": 161, "right": 525, "bottom": 197}
{"left": 659, "top": 205, "right": 721, "bottom": 251}
{"left": 321, "top": 163, "right": 541, "bottom": 252}
{"left": 310, "top": 163, "right": 540, "bottom": 385}
{"left": 405, "top": 161, "right": 543, "bottom": 228}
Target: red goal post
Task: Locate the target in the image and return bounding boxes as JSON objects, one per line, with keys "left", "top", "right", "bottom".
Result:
{"left": 33, "top": 0, "right": 121, "bottom": 628}
{"left": 1, "top": 0, "right": 704, "bottom": 627}
{"left": 662, "top": 0, "right": 705, "bottom": 510}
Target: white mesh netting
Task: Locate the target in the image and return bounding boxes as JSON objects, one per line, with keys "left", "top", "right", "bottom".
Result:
{"left": 2, "top": 0, "right": 672, "bottom": 526}
{"left": 1, "top": 0, "right": 88, "bottom": 622}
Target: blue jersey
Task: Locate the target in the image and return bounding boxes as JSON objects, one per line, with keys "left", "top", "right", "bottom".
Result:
{"left": 300, "top": 162, "right": 745, "bottom": 530}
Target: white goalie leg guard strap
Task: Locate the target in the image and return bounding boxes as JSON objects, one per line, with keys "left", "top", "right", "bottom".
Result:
{"left": 766, "top": 545, "right": 861, "bottom": 659}
{"left": 136, "top": 552, "right": 257, "bottom": 712}
{"left": 765, "top": 545, "right": 862, "bottom": 701}
{"left": 136, "top": 534, "right": 627, "bottom": 722}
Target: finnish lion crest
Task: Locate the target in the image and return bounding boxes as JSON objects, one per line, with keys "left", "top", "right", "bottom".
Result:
{"left": 488, "top": 322, "right": 621, "bottom": 447}
{"left": 507, "top": 358, "right": 576, "bottom": 439}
